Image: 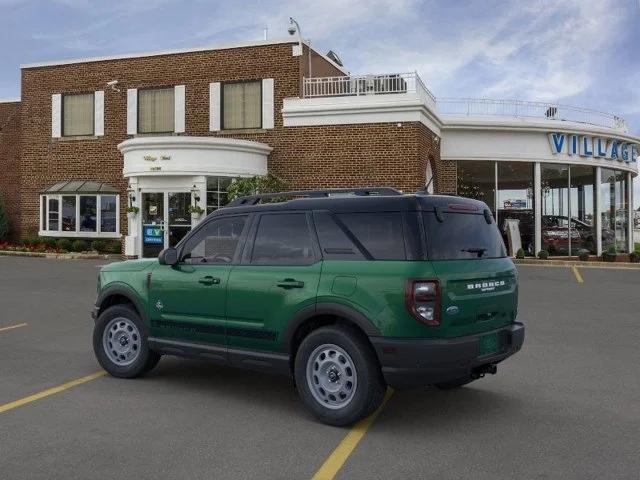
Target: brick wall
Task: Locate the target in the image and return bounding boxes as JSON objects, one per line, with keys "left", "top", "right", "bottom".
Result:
{"left": 0, "top": 101, "right": 21, "bottom": 239}
{"left": 16, "top": 42, "right": 443, "bottom": 240}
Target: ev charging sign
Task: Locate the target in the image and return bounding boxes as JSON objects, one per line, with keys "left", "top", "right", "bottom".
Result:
{"left": 548, "top": 132, "right": 639, "bottom": 163}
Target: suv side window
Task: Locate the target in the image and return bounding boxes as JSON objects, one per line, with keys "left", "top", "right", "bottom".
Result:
{"left": 337, "top": 212, "right": 406, "bottom": 260}
{"left": 251, "top": 213, "right": 316, "bottom": 265}
{"left": 313, "top": 211, "right": 365, "bottom": 260}
{"left": 181, "top": 215, "right": 248, "bottom": 264}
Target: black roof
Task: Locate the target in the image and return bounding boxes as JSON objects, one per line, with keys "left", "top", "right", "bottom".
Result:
{"left": 217, "top": 188, "right": 489, "bottom": 216}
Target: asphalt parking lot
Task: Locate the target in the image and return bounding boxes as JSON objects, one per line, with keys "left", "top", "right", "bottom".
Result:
{"left": 1, "top": 256, "right": 639, "bottom": 480}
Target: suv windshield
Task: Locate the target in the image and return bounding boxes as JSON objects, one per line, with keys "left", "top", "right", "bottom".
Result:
{"left": 424, "top": 212, "right": 506, "bottom": 260}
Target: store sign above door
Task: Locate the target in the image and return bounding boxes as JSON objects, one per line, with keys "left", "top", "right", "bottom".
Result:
{"left": 548, "top": 133, "right": 638, "bottom": 163}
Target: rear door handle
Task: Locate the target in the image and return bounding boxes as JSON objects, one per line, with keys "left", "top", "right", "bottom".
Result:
{"left": 276, "top": 278, "right": 305, "bottom": 289}
{"left": 198, "top": 276, "right": 221, "bottom": 286}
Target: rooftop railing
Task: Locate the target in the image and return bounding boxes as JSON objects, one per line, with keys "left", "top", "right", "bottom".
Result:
{"left": 301, "top": 73, "right": 628, "bottom": 132}
{"left": 302, "top": 72, "right": 436, "bottom": 105}
{"left": 436, "top": 98, "right": 628, "bottom": 132}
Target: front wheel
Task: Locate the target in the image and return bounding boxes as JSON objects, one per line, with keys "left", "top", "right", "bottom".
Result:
{"left": 294, "top": 325, "right": 386, "bottom": 426}
{"left": 93, "top": 304, "right": 160, "bottom": 378}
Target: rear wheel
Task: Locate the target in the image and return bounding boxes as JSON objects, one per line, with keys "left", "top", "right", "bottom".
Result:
{"left": 93, "top": 304, "right": 160, "bottom": 378}
{"left": 294, "top": 325, "right": 386, "bottom": 426}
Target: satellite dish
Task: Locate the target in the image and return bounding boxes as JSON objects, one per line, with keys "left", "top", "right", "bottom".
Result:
{"left": 326, "top": 50, "right": 343, "bottom": 67}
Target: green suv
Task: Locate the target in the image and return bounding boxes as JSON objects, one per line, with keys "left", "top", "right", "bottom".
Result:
{"left": 92, "top": 188, "right": 524, "bottom": 425}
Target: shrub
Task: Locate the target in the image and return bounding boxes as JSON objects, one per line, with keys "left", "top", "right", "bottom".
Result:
{"left": 91, "top": 240, "right": 106, "bottom": 253}
{"left": 602, "top": 245, "right": 617, "bottom": 262}
{"left": 57, "top": 238, "right": 72, "bottom": 251}
{"left": 577, "top": 249, "right": 590, "bottom": 262}
{"left": 629, "top": 251, "right": 640, "bottom": 263}
{"left": 515, "top": 248, "right": 525, "bottom": 259}
{"left": 39, "top": 237, "right": 58, "bottom": 248}
{"left": 227, "top": 173, "right": 288, "bottom": 203}
{"left": 21, "top": 236, "right": 39, "bottom": 246}
{"left": 108, "top": 241, "right": 122, "bottom": 254}
{"left": 0, "top": 193, "right": 9, "bottom": 241}
{"left": 537, "top": 250, "right": 549, "bottom": 260}
{"left": 71, "top": 239, "right": 88, "bottom": 252}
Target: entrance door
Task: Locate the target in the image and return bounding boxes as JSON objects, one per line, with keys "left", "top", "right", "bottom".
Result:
{"left": 168, "top": 192, "right": 191, "bottom": 248}
{"left": 141, "top": 191, "right": 193, "bottom": 258}
{"left": 142, "top": 192, "right": 165, "bottom": 258}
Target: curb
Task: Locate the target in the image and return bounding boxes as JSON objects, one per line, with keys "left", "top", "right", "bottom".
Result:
{"left": 514, "top": 258, "right": 640, "bottom": 269}
{"left": 0, "top": 250, "right": 123, "bottom": 260}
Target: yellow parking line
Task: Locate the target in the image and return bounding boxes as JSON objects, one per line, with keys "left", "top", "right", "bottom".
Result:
{"left": 572, "top": 266, "right": 584, "bottom": 284}
{"left": 0, "top": 323, "right": 28, "bottom": 333}
{"left": 311, "top": 388, "right": 394, "bottom": 480}
{"left": 0, "top": 371, "right": 106, "bottom": 414}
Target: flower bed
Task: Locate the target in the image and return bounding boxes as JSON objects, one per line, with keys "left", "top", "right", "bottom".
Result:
{"left": 0, "top": 237, "right": 122, "bottom": 255}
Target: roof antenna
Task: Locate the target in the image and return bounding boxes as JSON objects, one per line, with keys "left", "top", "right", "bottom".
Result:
{"left": 263, "top": 26, "right": 268, "bottom": 41}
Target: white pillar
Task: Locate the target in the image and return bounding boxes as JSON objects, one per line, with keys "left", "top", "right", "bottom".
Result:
{"left": 534, "top": 162, "right": 541, "bottom": 255}
{"left": 595, "top": 167, "right": 602, "bottom": 256}
{"left": 628, "top": 171, "right": 634, "bottom": 253}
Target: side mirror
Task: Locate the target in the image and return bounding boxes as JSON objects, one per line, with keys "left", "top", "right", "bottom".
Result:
{"left": 158, "top": 248, "right": 178, "bottom": 266}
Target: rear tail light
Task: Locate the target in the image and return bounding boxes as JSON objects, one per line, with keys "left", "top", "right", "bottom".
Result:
{"left": 405, "top": 279, "right": 440, "bottom": 326}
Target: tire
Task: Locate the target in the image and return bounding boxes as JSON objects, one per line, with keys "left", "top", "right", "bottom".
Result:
{"left": 93, "top": 304, "right": 160, "bottom": 378}
{"left": 294, "top": 325, "right": 386, "bottom": 426}
{"left": 435, "top": 376, "right": 474, "bottom": 390}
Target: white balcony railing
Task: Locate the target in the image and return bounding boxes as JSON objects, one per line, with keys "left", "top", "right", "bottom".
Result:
{"left": 436, "top": 98, "right": 628, "bottom": 132}
{"left": 302, "top": 72, "right": 436, "bottom": 104}
{"left": 302, "top": 73, "right": 628, "bottom": 132}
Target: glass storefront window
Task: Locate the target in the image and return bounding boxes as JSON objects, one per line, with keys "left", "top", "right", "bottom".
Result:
{"left": 601, "top": 168, "right": 629, "bottom": 253}
{"left": 457, "top": 161, "right": 496, "bottom": 213}
{"left": 497, "top": 162, "right": 535, "bottom": 255}
{"left": 206, "top": 177, "right": 232, "bottom": 214}
{"left": 541, "top": 164, "right": 570, "bottom": 256}
{"left": 569, "top": 165, "right": 596, "bottom": 255}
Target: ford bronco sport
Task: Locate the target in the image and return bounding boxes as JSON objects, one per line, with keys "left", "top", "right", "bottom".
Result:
{"left": 92, "top": 188, "right": 524, "bottom": 426}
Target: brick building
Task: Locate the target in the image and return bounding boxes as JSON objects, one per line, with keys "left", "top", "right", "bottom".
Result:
{"left": 0, "top": 38, "right": 638, "bottom": 258}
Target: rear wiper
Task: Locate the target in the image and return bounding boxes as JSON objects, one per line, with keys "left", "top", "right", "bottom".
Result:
{"left": 461, "top": 248, "right": 487, "bottom": 258}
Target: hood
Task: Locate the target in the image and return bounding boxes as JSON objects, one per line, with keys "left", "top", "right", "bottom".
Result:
{"left": 100, "top": 258, "right": 157, "bottom": 273}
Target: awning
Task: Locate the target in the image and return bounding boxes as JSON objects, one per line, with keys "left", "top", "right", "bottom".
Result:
{"left": 41, "top": 180, "right": 119, "bottom": 194}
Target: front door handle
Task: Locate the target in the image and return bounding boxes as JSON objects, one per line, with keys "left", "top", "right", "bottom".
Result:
{"left": 276, "top": 278, "right": 305, "bottom": 289}
{"left": 198, "top": 276, "right": 221, "bottom": 286}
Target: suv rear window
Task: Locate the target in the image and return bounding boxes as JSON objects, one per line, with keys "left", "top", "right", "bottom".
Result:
{"left": 337, "top": 212, "right": 406, "bottom": 260}
{"left": 424, "top": 212, "right": 506, "bottom": 260}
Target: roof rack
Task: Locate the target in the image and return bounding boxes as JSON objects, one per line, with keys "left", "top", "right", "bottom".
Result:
{"left": 226, "top": 187, "right": 403, "bottom": 207}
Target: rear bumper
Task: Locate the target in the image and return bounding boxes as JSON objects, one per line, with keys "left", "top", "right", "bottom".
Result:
{"left": 370, "top": 323, "right": 525, "bottom": 389}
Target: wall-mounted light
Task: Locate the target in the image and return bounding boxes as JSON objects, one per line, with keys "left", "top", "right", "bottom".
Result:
{"left": 191, "top": 184, "right": 201, "bottom": 203}
{"left": 127, "top": 187, "right": 136, "bottom": 203}
{"left": 432, "top": 135, "right": 440, "bottom": 146}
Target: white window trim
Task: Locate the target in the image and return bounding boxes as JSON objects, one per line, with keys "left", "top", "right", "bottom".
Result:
{"left": 174, "top": 85, "right": 186, "bottom": 133}
{"left": 127, "top": 89, "right": 137, "bottom": 135}
{"left": 51, "top": 93, "right": 62, "bottom": 138}
{"left": 39, "top": 194, "right": 121, "bottom": 238}
{"left": 94, "top": 90, "right": 104, "bottom": 136}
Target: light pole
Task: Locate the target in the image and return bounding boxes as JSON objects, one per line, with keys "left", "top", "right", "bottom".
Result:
{"left": 288, "top": 17, "right": 312, "bottom": 81}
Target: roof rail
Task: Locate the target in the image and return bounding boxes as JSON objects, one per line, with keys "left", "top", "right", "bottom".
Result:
{"left": 226, "top": 187, "right": 403, "bottom": 207}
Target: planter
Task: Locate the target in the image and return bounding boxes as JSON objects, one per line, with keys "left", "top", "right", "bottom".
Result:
{"left": 127, "top": 212, "right": 138, "bottom": 221}
{"left": 191, "top": 212, "right": 203, "bottom": 220}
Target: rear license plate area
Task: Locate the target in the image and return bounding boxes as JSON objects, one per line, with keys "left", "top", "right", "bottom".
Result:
{"left": 478, "top": 332, "right": 499, "bottom": 356}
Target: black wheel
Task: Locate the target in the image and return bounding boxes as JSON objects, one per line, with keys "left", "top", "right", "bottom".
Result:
{"left": 294, "top": 325, "right": 386, "bottom": 426}
{"left": 93, "top": 304, "right": 160, "bottom": 378}
{"left": 435, "top": 376, "right": 474, "bottom": 390}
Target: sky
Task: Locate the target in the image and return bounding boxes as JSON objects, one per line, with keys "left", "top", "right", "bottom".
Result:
{"left": 1, "top": 0, "right": 639, "bottom": 199}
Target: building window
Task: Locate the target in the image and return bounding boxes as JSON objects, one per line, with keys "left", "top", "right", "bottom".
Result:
{"left": 41, "top": 194, "right": 119, "bottom": 237}
{"left": 206, "top": 177, "right": 232, "bottom": 214}
{"left": 63, "top": 93, "right": 94, "bottom": 136}
{"left": 222, "top": 81, "right": 261, "bottom": 130}
{"left": 138, "top": 87, "right": 174, "bottom": 133}
{"left": 601, "top": 168, "right": 629, "bottom": 253}
{"left": 61, "top": 196, "right": 76, "bottom": 232}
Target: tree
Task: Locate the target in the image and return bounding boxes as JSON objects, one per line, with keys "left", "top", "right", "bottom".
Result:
{"left": 226, "top": 173, "right": 288, "bottom": 202}
{"left": 0, "top": 192, "right": 9, "bottom": 241}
